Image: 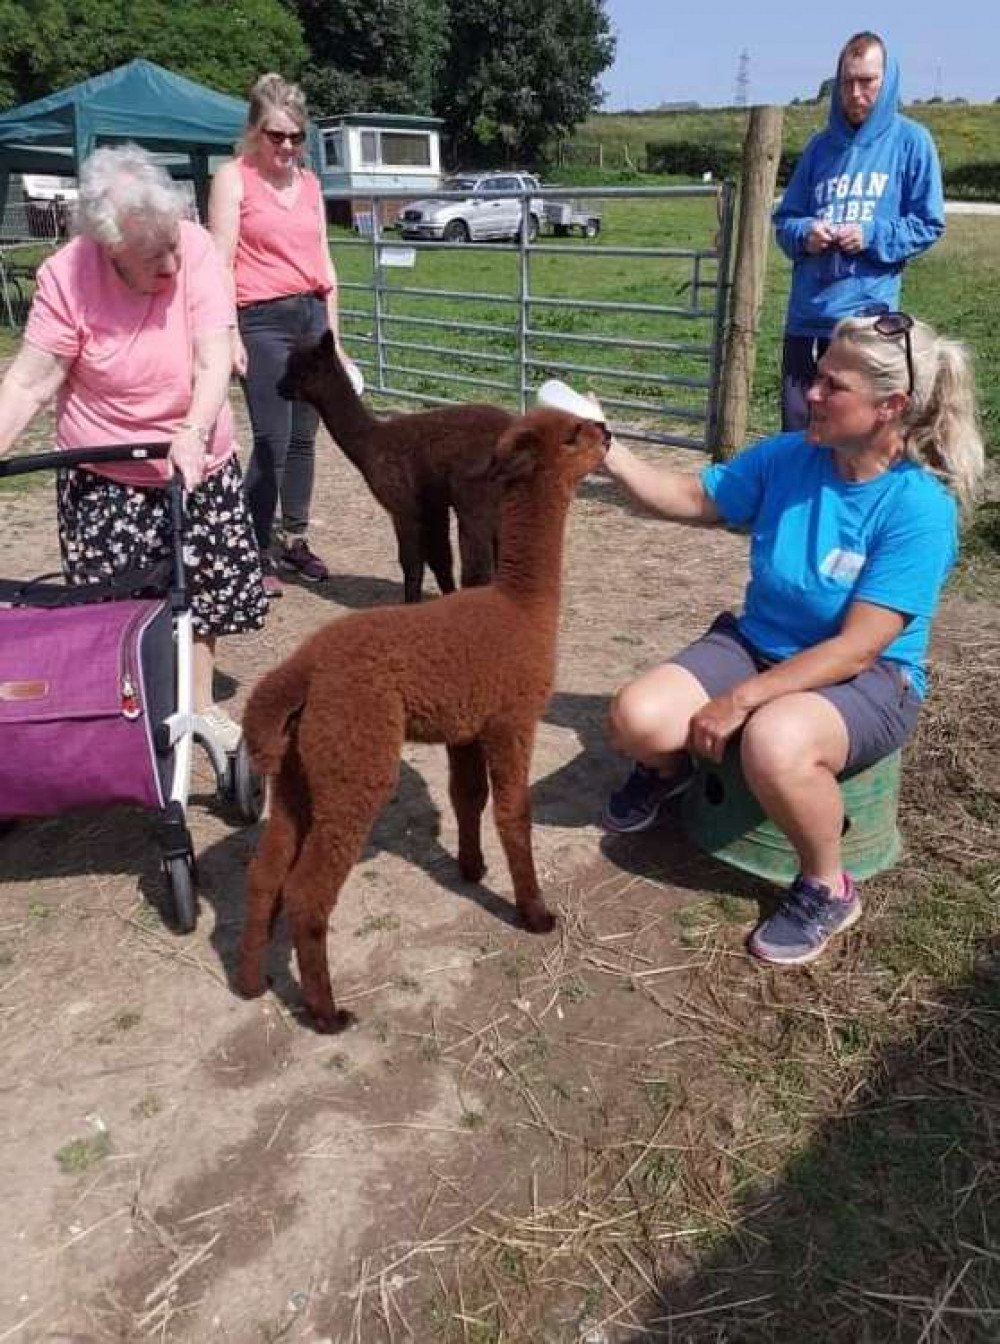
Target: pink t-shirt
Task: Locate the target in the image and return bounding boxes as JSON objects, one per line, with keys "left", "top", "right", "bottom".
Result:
{"left": 233, "top": 159, "right": 332, "bottom": 307}
{"left": 25, "top": 220, "right": 236, "bottom": 487}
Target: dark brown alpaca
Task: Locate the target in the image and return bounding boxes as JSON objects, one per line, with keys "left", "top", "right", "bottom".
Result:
{"left": 279, "top": 331, "right": 512, "bottom": 602}
{"left": 238, "top": 408, "right": 608, "bottom": 1033}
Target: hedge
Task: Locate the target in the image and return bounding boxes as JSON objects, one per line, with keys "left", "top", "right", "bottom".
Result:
{"left": 645, "top": 138, "right": 798, "bottom": 184}
{"left": 942, "top": 161, "right": 1000, "bottom": 200}
{"left": 646, "top": 139, "right": 1000, "bottom": 202}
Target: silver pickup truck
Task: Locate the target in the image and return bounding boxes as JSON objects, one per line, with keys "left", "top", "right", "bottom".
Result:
{"left": 397, "top": 171, "right": 544, "bottom": 243}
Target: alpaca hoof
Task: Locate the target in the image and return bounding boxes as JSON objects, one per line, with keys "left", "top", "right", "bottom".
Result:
{"left": 236, "top": 971, "right": 267, "bottom": 1000}
{"left": 521, "top": 907, "right": 557, "bottom": 935}
{"left": 312, "top": 1008, "right": 357, "bottom": 1035}
{"left": 459, "top": 854, "right": 486, "bottom": 883}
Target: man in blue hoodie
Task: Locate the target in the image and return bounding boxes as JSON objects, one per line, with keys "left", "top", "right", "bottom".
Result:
{"left": 774, "top": 32, "right": 944, "bottom": 430}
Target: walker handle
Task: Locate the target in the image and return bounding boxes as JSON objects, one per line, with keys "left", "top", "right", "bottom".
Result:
{"left": 0, "top": 443, "right": 171, "bottom": 479}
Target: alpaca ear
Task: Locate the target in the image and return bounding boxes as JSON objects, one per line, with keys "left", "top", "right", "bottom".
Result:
{"left": 490, "top": 424, "right": 539, "bottom": 482}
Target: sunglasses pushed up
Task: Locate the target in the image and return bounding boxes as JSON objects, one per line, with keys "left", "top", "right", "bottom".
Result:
{"left": 262, "top": 128, "right": 306, "bottom": 147}
{"left": 872, "top": 311, "right": 915, "bottom": 397}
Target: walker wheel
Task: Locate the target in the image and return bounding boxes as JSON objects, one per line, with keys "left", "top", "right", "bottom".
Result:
{"left": 232, "top": 738, "right": 266, "bottom": 823}
{"left": 166, "top": 852, "right": 198, "bottom": 932}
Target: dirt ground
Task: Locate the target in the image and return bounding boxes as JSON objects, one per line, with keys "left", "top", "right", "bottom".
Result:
{"left": 0, "top": 400, "right": 992, "bottom": 1342}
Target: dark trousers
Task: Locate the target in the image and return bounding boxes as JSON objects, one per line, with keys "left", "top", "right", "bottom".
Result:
{"left": 239, "top": 293, "right": 329, "bottom": 551}
{"left": 780, "top": 334, "right": 830, "bottom": 432}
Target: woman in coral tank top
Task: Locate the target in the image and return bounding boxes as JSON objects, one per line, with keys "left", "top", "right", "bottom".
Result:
{"left": 210, "top": 74, "right": 343, "bottom": 596}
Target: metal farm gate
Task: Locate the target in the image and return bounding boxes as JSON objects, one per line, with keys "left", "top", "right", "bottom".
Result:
{"left": 330, "top": 183, "right": 736, "bottom": 454}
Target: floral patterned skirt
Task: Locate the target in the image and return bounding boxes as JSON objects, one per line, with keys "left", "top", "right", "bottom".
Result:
{"left": 56, "top": 457, "right": 268, "bottom": 637}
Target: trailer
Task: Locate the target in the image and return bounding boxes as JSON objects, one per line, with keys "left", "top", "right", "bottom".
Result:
{"left": 542, "top": 198, "right": 602, "bottom": 238}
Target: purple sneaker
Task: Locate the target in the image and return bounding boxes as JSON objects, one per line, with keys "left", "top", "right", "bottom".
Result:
{"left": 276, "top": 537, "right": 330, "bottom": 584}
{"left": 601, "top": 758, "right": 694, "bottom": 834}
{"left": 749, "top": 874, "right": 861, "bottom": 966}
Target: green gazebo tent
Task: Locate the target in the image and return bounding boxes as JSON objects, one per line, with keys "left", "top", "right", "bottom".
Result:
{"left": 0, "top": 58, "right": 247, "bottom": 221}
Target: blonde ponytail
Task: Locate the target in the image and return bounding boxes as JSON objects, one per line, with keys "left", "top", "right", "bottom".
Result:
{"left": 833, "top": 315, "right": 985, "bottom": 515}
{"left": 904, "top": 332, "right": 984, "bottom": 515}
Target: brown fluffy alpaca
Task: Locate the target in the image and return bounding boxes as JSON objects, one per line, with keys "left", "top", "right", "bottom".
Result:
{"left": 238, "top": 408, "right": 608, "bottom": 1032}
{"left": 279, "top": 331, "right": 512, "bottom": 602}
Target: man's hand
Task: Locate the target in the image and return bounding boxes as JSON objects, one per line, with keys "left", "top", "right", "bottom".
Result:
{"left": 805, "top": 221, "right": 837, "bottom": 255}
{"left": 835, "top": 223, "right": 865, "bottom": 253}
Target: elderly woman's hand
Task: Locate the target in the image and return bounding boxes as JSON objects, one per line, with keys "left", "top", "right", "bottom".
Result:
{"left": 169, "top": 424, "right": 209, "bottom": 492}
{"left": 687, "top": 691, "right": 750, "bottom": 763}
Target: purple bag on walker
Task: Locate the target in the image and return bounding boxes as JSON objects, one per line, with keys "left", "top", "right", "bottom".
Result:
{"left": 0, "top": 598, "right": 176, "bottom": 818}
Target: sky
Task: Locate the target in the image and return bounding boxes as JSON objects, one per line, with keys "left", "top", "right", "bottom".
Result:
{"left": 600, "top": 0, "right": 1000, "bottom": 109}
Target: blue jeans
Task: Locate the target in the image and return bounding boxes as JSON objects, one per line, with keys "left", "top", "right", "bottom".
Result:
{"left": 780, "top": 334, "right": 830, "bottom": 432}
{"left": 239, "top": 293, "right": 329, "bottom": 551}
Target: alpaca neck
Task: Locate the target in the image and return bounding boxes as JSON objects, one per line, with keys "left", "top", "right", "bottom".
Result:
{"left": 307, "top": 364, "right": 378, "bottom": 473}
{"left": 495, "top": 477, "right": 573, "bottom": 607}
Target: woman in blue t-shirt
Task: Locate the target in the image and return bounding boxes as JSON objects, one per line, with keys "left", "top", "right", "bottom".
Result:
{"left": 601, "top": 313, "right": 983, "bottom": 966}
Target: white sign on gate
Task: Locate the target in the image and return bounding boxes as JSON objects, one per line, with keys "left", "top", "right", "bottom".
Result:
{"left": 380, "top": 246, "right": 416, "bottom": 268}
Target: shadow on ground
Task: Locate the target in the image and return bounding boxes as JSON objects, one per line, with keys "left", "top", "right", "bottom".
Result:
{"left": 629, "top": 944, "right": 1000, "bottom": 1341}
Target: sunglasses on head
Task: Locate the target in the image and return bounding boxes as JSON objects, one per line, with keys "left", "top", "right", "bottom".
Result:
{"left": 872, "top": 310, "right": 915, "bottom": 397}
{"left": 262, "top": 128, "right": 306, "bottom": 147}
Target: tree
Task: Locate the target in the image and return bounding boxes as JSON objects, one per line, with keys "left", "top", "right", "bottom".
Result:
{"left": 292, "top": 0, "right": 449, "bottom": 115}
{"left": 7, "top": 0, "right": 308, "bottom": 104}
{"left": 0, "top": 0, "right": 32, "bottom": 107}
{"left": 436, "top": 0, "right": 615, "bottom": 164}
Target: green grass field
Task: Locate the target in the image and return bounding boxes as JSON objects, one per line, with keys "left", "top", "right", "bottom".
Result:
{"left": 577, "top": 101, "right": 1000, "bottom": 178}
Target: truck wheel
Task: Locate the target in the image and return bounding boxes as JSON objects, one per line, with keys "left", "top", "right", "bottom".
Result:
{"left": 554, "top": 223, "right": 569, "bottom": 238}
{"left": 443, "top": 220, "right": 470, "bottom": 243}
{"left": 584, "top": 219, "right": 600, "bottom": 238}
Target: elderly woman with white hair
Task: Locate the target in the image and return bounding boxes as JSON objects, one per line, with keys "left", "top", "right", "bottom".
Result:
{"left": 0, "top": 143, "right": 266, "bottom": 749}
{"left": 599, "top": 313, "right": 984, "bottom": 966}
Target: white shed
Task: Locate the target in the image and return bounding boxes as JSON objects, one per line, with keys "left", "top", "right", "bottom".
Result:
{"left": 314, "top": 112, "right": 444, "bottom": 229}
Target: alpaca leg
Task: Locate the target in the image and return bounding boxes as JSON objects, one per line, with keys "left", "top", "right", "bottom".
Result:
{"left": 423, "top": 504, "right": 456, "bottom": 595}
{"left": 238, "top": 782, "right": 299, "bottom": 999}
{"left": 282, "top": 829, "right": 367, "bottom": 1033}
{"left": 456, "top": 496, "right": 497, "bottom": 588}
{"left": 447, "top": 740, "right": 489, "bottom": 881}
{"left": 483, "top": 724, "right": 555, "bottom": 933}
{"left": 282, "top": 730, "right": 402, "bottom": 1031}
{"left": 392, "top": 513, "right": 426, "bottom": 603}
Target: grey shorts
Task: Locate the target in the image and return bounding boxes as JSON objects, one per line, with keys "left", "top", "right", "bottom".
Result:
{"left": 670, "top": 611, "right": 922, "bottom": 775}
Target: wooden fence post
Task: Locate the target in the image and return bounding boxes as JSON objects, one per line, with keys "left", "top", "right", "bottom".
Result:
{"left": 715, "top": 104, "right": 784, "bottom": 460}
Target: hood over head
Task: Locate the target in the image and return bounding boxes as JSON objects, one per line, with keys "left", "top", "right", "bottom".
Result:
{"left": 827, "top": 39, "right": 900, "bottom": 147}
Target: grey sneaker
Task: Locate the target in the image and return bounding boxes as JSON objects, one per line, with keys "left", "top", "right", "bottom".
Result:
{"left": 601, "top": 758, "right": 694, "bottom": 834}
{"left": 276, "top": 537, "right": 330, "bottom": 584}
{"left": 749, "top": 874, "right": 861, "bottom": 966}
{"left": 199, "top": 705, "right": 242, "bottom": 754}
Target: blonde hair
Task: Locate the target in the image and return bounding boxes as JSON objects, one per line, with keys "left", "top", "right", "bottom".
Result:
{"left": 239, "top": 73, "right": 309, "bottom": 159}
{"left": 833, "top": 315, "right": 985, "bottom": 514}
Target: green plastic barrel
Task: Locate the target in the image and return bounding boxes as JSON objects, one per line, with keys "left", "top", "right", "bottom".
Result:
{"left": 680, "top": 749, "right": 903, "bottom": 883}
